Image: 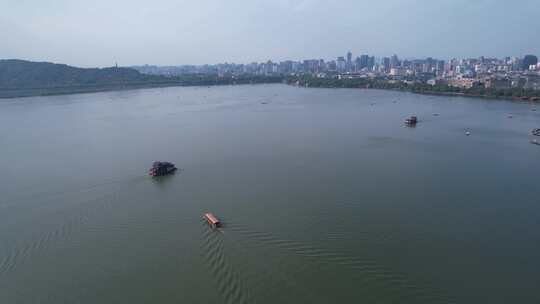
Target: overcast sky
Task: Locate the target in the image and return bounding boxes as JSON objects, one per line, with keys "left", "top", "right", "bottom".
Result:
{"left": 1, "top": 0, "right": 539, "bottom": 67}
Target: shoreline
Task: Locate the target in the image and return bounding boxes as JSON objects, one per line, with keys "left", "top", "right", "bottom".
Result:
{"left": 3, "top": 79, "right": 539, "bottom": 104}
{"left": 395, "top": 88, "right": 539, "bottom": 102}
{"left": 384, "top": 87, "right": 539, "bottom": 102}
{"left": 286, "top": 78, "right": 540, "bottom": 103}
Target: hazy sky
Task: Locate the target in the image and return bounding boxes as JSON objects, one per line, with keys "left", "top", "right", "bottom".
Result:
{"left": 1, "top": 0, "right": 539, "bottom": 67}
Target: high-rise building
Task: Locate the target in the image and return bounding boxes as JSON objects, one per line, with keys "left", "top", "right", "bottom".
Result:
{"left": 294, "top": 62, "right": 302, "bottom": 73}
{"left": 337, "top": 56, "right": 346, "bottom": 72}
{"left": 354, "top": 57, "right": 361, "bottom": 72}
{"left": 436, "top": 60, "right": 445, "bottom": 76}
{"left": 359, "top": 55, "right": 369, "bottom": 69}
{"left": 382, "top": 57, "right": 390, "bottom": 72}
{"left": 425, "top": 57, "right": 435, "bottom": 72}
{"left": 319, "top": 59, "right": 326, "bottom": 72}
{"left": 390, "top": 54, "right": 400, "bottom": 68}
{"left": 522, "top": 55, "right": 538, "bottom": 70}
{"left": 346, "top": 51, "right": 352, "bottom": 71}
{"left": 303, "top": 59, "right": 320, "bottom": 73}
{"left": 328, "top": 60, "right": 337, "bottom": 71}
{"left": 279, "top": 61, "right": 293, "bottom": 74}
{"left": 367, "top": 56, "right": 375, "bottom": 70}
{"left": 264, "top": 60, "right": 274, "bottom": 75}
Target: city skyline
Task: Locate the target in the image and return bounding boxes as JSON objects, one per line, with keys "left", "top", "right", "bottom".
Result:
{"left": 2, "top": 0, "right": 539, "bottom": 67}
{"left": 133, "top": 52, "right": 538, "bottom": 67}
{"left": 132, "top": 52, "right": 540, "bottom": 92}
{"left": 133, "top": 52, "right": 539, "bottom": 74}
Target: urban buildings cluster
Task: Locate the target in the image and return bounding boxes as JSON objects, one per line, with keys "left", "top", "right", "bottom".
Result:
{"left": 133, "top": 53, "right": 540, "bottom": 90}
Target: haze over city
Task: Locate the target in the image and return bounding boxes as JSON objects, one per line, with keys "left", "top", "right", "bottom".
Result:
{"left": 2, "top": 0, "right": 539, "bottom": 67}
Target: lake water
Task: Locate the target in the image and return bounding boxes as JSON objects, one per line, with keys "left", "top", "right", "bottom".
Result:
{"left": 1, "top": 84, "right": 539, "bottom": 303}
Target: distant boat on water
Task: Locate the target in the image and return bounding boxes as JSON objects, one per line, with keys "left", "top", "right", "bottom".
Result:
{"left": 148, "top": 161, "right": 177, "bottom": 177}
{"left": 405, "top": 116, "right": 418, "bottom": 126}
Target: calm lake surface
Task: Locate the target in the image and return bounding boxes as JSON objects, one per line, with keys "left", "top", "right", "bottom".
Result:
{"left": 1, "top": 84, "right": 539, "bottom": 303}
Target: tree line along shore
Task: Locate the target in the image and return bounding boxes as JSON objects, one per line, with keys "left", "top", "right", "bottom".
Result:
{"left": 286, "top": 75, "right": 540, "bottom": 102}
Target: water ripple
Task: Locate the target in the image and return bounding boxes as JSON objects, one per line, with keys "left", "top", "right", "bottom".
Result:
{"left": 227, "top": 223, "right": 454, "bottom": 304}
{"left": 201, "top": 222, "right": 252, "bottom": 304}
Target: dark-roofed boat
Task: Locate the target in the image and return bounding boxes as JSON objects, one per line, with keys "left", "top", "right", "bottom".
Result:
{"left": 148, "top": 161, "right": 177, "bottom": 177}
{"left": 405, "top": 116, "right": 418, "bottom": 126}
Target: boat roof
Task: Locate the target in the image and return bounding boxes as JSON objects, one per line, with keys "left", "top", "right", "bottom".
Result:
{"left": 204, "top": 213, "right": 220, "bottom": 224}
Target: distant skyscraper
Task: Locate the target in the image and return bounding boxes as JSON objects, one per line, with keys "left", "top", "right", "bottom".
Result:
{"left": 359, "top": 55, "right": 369, "bottom": 69}
{"left": 382, "top": 57, "right": 390, "bottom": 72}
{"left": 345, "top": 51, "right": 352, "bottom": 72}
{"left": 303, "top": 59, "right": 320, "bottom": 73}
{"left": 522, "top": 55, "right": 538, "bottom": 70}
{"left": 328, "top": 60, "right": 337, "bottom": 71}
{"left": 337, "top": 56, "right": 346, "bottom": 72}
{"left": 279, "top": 61, "right": 293, "bottom": 74}
{"left": 367, "top": 56, "right": 375, "bottom": 70}
{"left": 436, "top": 60, "right": 445, "bottom": 76}
{"left": 354, "top": 57, "right": 361, "bottom": 72}
{"left": 426, "top": 57, "right": 434, "bottom": 72}
{"left": 318, "top": 60, "right": 323, "bottom": 72}
{"left": 390, "top": 54, "right": 399, "bottom": 68}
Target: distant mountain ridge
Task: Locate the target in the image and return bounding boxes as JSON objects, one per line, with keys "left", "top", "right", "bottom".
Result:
{"left": 0, "top": 59, "right": 147, "bottom": 89}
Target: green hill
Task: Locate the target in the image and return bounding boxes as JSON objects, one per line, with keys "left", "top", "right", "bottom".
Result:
{"left": 0, "top": 59, "right": 148, "bottom": 89}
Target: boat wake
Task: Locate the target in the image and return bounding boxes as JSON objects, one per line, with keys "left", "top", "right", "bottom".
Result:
{"left": 201, "top": 222, "right": 252, "bottom": 304}
{"left": 226, "top": 223, "right": 454, "bottom": 304}
{"left": 0, "top": 175, "right": 144, "bottom": 279}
